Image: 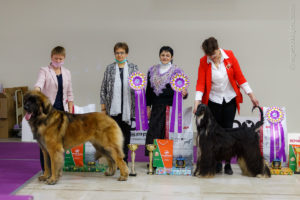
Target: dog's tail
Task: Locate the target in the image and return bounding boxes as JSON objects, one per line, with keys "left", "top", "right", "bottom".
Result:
{"left": 233, "top": 120, "right": 242, "bottom": 127}
{"left": 252, "top": 106, "right": 264, "bottom": 132}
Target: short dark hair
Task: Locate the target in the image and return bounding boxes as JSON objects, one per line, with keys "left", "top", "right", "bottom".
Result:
{"left": 114, "top": 42, "right": 129, "bottom": 54}
{"left": 202, "top": 37, "right": 219, "bottom": 56}
{"left": 159, "top": 46, "right": 174, "bottom": 57}
{"left": 51, "top": 46, "right": 66, "bottom": 57}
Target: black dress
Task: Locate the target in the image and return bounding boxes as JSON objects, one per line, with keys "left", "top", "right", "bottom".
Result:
{"left": 145, "top": 65, "right": 186, "bottom": 156}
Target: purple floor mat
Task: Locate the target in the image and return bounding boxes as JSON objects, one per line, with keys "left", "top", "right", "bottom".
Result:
{"left": 0, "top": 142, "right": 40, "bottom": 195}
{"left": 0, "top": 142, "right": 39, "bottom": 160}
{"left": 0, "top": 159, "right": 40, "bottom": 194}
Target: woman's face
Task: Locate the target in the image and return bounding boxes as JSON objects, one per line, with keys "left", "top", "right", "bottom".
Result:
{"left": 159, "top": 51, "right": 173, "bottom": 65}
{"left": 51, "top": 54, "right": 65, "bottom": 63}
{"left": 114, "top": 48, "right": 128, "bottom": 62}
{"left": 208, "top": 49, "right": 221, "bottom": 63}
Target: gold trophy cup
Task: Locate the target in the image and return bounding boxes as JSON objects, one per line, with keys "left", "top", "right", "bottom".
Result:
{"left": 128, "top": 144, "right": 139, "bottom": 176}
{"left": 146, "top": 144, "right": 157, "bottom": 175}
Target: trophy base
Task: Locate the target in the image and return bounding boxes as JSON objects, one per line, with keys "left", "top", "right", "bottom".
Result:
{"left": 147, "top": 171, "right": 154, "bottom": 175}
{"left": 129, "top": 173, "right": 137, "bottom": 176}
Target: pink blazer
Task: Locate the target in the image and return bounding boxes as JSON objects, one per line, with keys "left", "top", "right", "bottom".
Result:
{"left": 34, "top": 65, "right": 74, "bottom": 111}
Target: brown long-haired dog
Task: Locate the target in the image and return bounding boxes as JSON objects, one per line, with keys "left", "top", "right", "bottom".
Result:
{"left": 24, "top": 91, "right": 128, "bottom": 184}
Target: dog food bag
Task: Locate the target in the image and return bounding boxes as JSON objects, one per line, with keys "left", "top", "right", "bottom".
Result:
{"left": 295, "top": 147, "right": 300, "bottom": 173}
{"left": 64, "top": 144, "right": 85, "bottom": 171}
{"left": 260, "top": 107, "right": 288, "bottom": 167}
{"left": 289, "top": 145, "right": 297, "bottom": 172}
{"left": 288, "top": 134, "right": 300, "bottom": 173}
{"left": 153, "top": 139, "right": 173, "bottom": 168}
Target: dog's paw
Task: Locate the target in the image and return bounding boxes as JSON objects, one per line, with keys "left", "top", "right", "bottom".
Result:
{"left": 256, "top": 174, "right": 271, "bottom": 178}
{"left": 58, "top": 170, "right": 63, "bottom": 178}
{"left": 118, "top": 176, "right": 128, "bottom": 181}
{"left": 45, "top": 178, "right": 58, "bottom": 185}
{"left": 193, "top": 171, "right": 201, "bottom": 177}
{"left": 104, "top": 171, "right": 115, "bottom": 176}
{"left": 38, "top": 175, "right": 49, "bottom": 182}
{"left": 202, "top": 174, "right": 215, "bottom": 178}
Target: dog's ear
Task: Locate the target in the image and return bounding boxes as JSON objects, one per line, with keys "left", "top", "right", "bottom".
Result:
{"left": 41, "top": 99, "right": 52, "bottom": 115}
{"left": 42, "top": 103, "right": 51, "bottom": 115}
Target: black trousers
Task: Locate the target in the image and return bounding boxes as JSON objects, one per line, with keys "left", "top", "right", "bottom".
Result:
{"left": 208, "top": 98, "right": 237, "bottom": 129}
{"left": 208, "top": 98, "right": 237, "bottom": 164}
{"left": 111, "top": 114, "right": 131, "bottom": 163}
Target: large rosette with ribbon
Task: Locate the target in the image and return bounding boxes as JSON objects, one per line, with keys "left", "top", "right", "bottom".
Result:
{"left": 169, "top": 73, "right": 190, "bottom": 133}
{"left": 128, "top": 72, "right": 148, "bottom": 131}
{"left": 265, "top": 107, "right": 286, "bottom": 163}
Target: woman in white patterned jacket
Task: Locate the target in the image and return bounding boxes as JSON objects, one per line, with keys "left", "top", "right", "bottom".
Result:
{"left": 100, "top": 42, "right": 138, "bottom": 163}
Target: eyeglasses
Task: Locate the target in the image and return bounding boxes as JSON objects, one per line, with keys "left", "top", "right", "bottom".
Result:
{"left": 115, "top": 52, "right": 126, "bottom": 55}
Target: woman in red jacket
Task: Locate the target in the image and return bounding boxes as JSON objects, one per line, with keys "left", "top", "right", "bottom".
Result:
{"left": 193, "top": 37, "right": 259, "bottom": 175}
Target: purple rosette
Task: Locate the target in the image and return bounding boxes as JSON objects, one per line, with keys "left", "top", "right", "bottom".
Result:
{"left": 266, "top": 107, "right": 286, "bottom": 163}
{"left": 169, "top": 73, "right": 190, "bottom": 133}
{"left": 129, "top": 72, "right": 148, "bottom": 131}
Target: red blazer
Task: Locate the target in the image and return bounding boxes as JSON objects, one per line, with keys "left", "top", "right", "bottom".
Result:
{"left": 196, "top": 49, "right": 247, "bottom": 113}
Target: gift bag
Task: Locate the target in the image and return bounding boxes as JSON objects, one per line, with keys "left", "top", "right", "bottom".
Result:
{"left": 260, "top": 107, "right": 288, "bottom": 167}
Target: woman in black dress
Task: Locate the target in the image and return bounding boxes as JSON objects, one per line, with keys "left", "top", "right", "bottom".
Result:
{"left": 145, "top": 46, "right": 188, "bottom": 155}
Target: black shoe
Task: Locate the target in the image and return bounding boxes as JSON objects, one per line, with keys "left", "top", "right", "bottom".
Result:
{"left": 224, "top": 164, "right": 233, "bottom": 175}
{"left": 216, "top": 162, "right": 222, "bottom": 173}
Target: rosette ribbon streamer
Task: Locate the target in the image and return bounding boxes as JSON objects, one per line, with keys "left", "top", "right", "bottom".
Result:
{"left": 169, "top": 73, "right": 190, "bottom": 133}
{"left": 128, "top": 72, "right": 148, "bottom": 131}
{"left": 266, "top": 107, "right": 286, "bottom": 162}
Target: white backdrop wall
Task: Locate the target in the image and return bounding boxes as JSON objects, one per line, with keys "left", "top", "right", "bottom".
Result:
{"left": 0, "top": 0, "right": 299, "bottom": 132}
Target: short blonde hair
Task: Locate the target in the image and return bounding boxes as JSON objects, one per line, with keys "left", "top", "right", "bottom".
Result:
{"left": 51, "top": 46, "right": 66, "bottom": 57}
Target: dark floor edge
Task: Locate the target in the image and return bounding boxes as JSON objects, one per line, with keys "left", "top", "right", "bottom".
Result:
{"left": 12, "top": 171, "right": 42, "bottom": 195}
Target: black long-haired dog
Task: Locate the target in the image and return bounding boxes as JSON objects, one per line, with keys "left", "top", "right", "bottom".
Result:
{"left": 194, "top": 104, "right": 271, "bottom": 178}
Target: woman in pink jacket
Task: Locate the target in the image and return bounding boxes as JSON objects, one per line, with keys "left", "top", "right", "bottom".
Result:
{"left": 34, "top": 46, "right": 74, "bottom": 171}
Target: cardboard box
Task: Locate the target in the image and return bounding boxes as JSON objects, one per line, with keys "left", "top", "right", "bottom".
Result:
{"left": 0, "top": 119, "right": 9, "bottom": 138}
{"left": 0, "top": 93, "right": 14, "bottom": 138}
{"left": 0, "top": 93, "right": 8, "bottom": 118}
{"left": 0, "top": 86, "right": 28, "bottom": 138}
{"left": 155, "top": 167, "right": 192, "bottom": 176}
{"left": 270, "top": 167, "right": 293, "bottom": 175}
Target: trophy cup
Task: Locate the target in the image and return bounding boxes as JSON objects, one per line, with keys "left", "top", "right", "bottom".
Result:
{"left": 146, "top": 144, "right": 157, "bottom": 175}
{"left": 128, "top": 144, "right": 139, "bottom": 176}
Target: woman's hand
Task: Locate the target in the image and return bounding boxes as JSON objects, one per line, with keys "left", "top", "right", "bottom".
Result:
{"left": 34, "top": 87, "right": 41, "bottom": 92}
{"left": 68, "top": 101, "right": 74, "bottom": 113}
{"left": 101, "top": 104, "right": 106, "bottom": 114}
{"left": 147, "top": 106, "right": 151, "bottom": 119}
{"left": 248, "top": 93, "right": 259, "bottom": 107}
{"left": 182, "top": 89, "right": 188, "bottom": 98}
{"left": 193, "top": 100, "right": 201, "bottom": 114}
